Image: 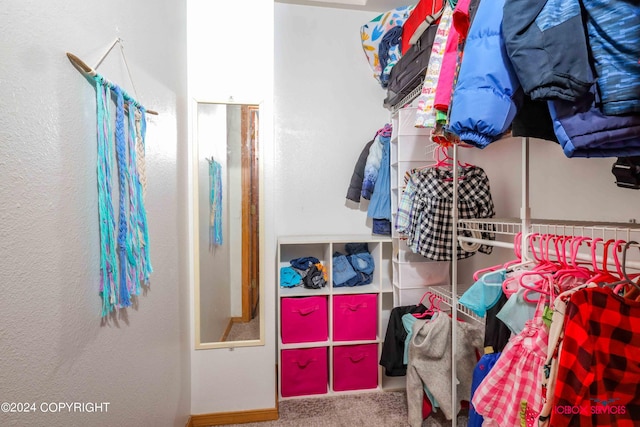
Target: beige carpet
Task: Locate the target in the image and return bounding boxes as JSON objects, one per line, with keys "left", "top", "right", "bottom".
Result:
{"left": 226, "top": 306, "right": 260, "bottom": 341}
{"left": 221, "top": 391, "right": 469, "bottom": 426}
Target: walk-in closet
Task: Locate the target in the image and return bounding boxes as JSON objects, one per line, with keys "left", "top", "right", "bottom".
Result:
{"left": 274, "top": 0, "right": 640, "bottom": 426}
{"left": 3, "top": 0, "right": 638, "bottom": 426}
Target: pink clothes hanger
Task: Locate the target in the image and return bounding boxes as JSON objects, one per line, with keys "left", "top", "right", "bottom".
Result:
{"left": 553, "top": 236, "right": 593, "bottom": 279}
{"left": 473, "top": 232, "right": 528, "bottom": 282}
{"left": 502, "top": 233, "right": 543, "bottom": 297}
{"left": 413, "top": 292, "right": 442, "bottom": 318}
{"left": 512, "top": 234, "right": 562, "bottom": 302}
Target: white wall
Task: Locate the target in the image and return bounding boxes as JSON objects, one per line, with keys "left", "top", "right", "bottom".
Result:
{"left": 275, "top": 3, "right": 393, "bottom": 236}
{"left": 187, "top": 0, "right": 276, "bottom": 415}
{"left": 0, "top": 1, "right": 190, "bottom": 426}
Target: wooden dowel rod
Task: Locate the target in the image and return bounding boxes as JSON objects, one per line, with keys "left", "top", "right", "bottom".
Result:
{"left": 66, "top": 52, "right": 159, "bottom": 115}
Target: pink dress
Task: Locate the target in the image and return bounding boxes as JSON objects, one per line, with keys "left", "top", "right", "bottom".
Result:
{"left": 471, "top": 294, "right": 549, "bottom": 427}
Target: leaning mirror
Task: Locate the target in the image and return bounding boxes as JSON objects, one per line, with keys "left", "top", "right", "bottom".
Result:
{"left": 192, "top": 100, "right": 264, "bottom": 349}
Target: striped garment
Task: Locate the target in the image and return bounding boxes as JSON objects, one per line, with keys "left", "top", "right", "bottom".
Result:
{"left": 582, "top": 0, "right": 640, "bottom": 115}
{"left": 395, "top": 176, "right": 417, "bottom": 237}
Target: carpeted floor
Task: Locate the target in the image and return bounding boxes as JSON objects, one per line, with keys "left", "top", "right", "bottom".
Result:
{"left": 226, "top": 307, "right": 260, "bottom": 341}
{"left": 221, "top": 391, "right": 469, "bottom": 426}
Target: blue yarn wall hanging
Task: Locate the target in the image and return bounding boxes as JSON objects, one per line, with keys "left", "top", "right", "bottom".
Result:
{"left": 209, "top": 159, "right": 223, "bottom": 247}
{"left": 94, "top": 74, "right": 152, "bottom": 317}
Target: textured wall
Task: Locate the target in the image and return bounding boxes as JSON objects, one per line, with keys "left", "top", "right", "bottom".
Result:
{"left": 0, "top": 1, "right": 190, "bottom": 426}
{"left": 274, "top": 3, "right": 392, "bottom": 236}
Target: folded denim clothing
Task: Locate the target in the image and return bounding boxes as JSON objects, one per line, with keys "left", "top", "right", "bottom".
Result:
{"left": 372, "top": 219, "right": 392, "bottom": 235}
{"left": 345, "top": 242, "right": 370, "bottom": 255}
{"left": 348, "top": 252, "right": 375, "bottom": 275}
{"left": 290, "top": 256, "right": 320, "bottom": 270}
{"left": 332, "top": 252, "right": 358, "bottom": 287}
{"left": 355, "top": 271, "right": 373, "bottom": 286}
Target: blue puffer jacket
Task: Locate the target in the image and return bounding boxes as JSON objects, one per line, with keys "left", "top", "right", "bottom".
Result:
{"left": 447, "top": 0, "right": 521, "bottom": 148}
{"left": 367, "top": 134, "right": 391, "bottom": 221}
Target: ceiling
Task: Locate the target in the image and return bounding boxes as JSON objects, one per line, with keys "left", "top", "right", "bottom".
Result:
{"left": 276, "top": 0, "right": 414, "bottom": 12}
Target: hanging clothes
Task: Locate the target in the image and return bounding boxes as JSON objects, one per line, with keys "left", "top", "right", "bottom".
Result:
{"left": 550, "top": 286, "right": 640, "bottom": 427}
{"left": 538, "top": 283, "right": 597, "bottom": 427}
{"left": 447, "top": 0, "right": 520, "bottom": 148}
{"left": 581, "top": 0, "right": 640, "bottom": 116}
{"left": 346, "top": 138, "right": 375, "bottom": 203}
{"left": 406, "top": 312, "right": 484, "bottom": 425}
{"left": 502, "top": 0, "right": 592, "bottom": 103}
{"left": 379, "top": 304, "right": 429, "bottom": 377}
{"left": 362, "top": 124, "right": 392, "bottom": 200}
{"left": 395, "top": 172, "right": 417, "bottom": 237}
{"left": 548, "top": 78, "right": 640, "bottom": 158}
{"left": 468, "top": 352, "right": 501, "bottom": 427}
{"left": 367, "top": 132, "right": 392, "bottom": 235}
{"left": 472, "top": 293, "right": 549, "bottom": 427}
{"left": 414, "top": 1, "right": 454, "bottom": 129}
{"left": 433, "top": 0, "right": 472, "bottom": 118}
{"left": 404, "top": 165, "right": 495, "bottom": 261}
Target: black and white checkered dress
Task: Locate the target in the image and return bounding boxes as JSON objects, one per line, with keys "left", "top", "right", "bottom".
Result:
{"left": 406, "top": 165, "right": 495, "bottom": 261}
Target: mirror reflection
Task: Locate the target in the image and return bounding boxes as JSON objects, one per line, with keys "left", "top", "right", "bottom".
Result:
{"left": 195, "top": 101, "right": 262, "bottom": 348}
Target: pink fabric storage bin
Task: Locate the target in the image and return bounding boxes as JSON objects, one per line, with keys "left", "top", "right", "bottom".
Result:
{"left": 281, "top": 347, "right": 328, "bottom": 397}
{"left": 333, "top": 344, "right": 379, "bottom": 391}
{"left": 332, "top": 294, "right": 378, "bottom": 341}
{"left": 281, "top": 296, "right": 328, "bottom": 344}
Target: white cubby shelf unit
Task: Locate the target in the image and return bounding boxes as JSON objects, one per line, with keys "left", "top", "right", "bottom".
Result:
{"left": 277, "top": 234, "right": 407, "bottom": 400}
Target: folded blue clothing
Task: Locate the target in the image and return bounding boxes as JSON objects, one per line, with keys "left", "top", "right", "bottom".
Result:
{"left": 355, "top": 271, "right": 373, "bottom": 286}
{"left": 372, "top": 219, "right": 391, "bottom": 235}
{"left": 348, "top": 252, "right": 375, "bottom": 275}
{"left": 290, "top": 256, "right": 320, "bottom": 270}
{"left": 280, "top": 266, "right": 302, "bottom": 288}
{"left": 332, "top": 252, "right": 358, "bottom": 287}
{"left": 345, "top": 242, "right": 369, "bottom": 255}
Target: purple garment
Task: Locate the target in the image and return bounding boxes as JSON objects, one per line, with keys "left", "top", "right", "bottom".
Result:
{"left": 549, "top": 88, "right": 640, "bottom": 158}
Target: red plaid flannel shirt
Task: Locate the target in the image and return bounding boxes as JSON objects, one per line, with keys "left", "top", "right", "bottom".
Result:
{"left": 550, "top": 287, "right": 640, "bottom": 427}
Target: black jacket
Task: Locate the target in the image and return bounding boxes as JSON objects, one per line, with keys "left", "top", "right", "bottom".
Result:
{"left": 346, "top": 138, "right": 375, "bottom": 203}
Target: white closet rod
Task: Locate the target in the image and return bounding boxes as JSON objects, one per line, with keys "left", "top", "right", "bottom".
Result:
{"left": 521, "top": 137, "right": 531, "bottom": 259}
{"left": 458, "top": 236, "right": 515, "bottom": 250}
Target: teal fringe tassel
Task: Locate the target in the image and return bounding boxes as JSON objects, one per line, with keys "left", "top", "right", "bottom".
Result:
{"left": 210, "top": 160, "right": 223, "bottom": 246}
{"left": 94, "top": 75, "right": 153, "bottom": 316}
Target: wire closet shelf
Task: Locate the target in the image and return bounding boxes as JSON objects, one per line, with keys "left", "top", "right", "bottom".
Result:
{"left": 457, "top": 218, "right": 640, "bottom": 270}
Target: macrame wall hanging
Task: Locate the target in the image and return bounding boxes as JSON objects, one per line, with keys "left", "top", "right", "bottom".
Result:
{"left": 67, "top": 39, "right": 157, "bottom": 317}
{"left": 208, "top": 157, "right": 223, "bottom": 248}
